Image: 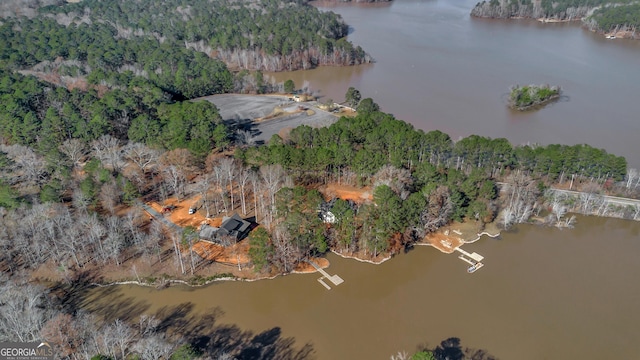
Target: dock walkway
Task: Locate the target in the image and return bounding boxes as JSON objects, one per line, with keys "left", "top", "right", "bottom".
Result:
{"left": 454, "top": 247, "right": 485, "bottom": 274}
{"left": 307, "top": 260, "right": 344, "bottom": 290}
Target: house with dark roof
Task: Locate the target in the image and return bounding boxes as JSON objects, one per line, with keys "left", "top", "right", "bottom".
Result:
{"left": 199, "top": 213, "right": 252, "bottom": 245}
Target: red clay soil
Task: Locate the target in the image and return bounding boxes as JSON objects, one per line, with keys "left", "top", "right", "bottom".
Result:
{"left": 193, "top": 241, "right": 330, "bottom": 274}
{"left": 192, "top": 240, "right": 251, "bottom": 265}
{"left": 147, "top": 195, "right": 222, "bottom": 228}
{"left": 320, "top": 183, "right": 373, "bottom": 204}
{"left": 293, "top": 257, "right": 330, "bottom": 273}
{"left": 424, "top": 231, "right": 465, "bottom": 254}
{"left": 422, "top": 221, "right": 492, "bottom": 253}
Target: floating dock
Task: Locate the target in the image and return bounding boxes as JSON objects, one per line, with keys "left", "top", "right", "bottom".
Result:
{"left": 307, "top": 260, "right": 344, "bottom": 289}
{"left": 455, "top": 247, "right": 485, "bottom": 274}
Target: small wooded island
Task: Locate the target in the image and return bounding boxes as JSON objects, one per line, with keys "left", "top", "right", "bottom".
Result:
{"left": 508, "top": 84, "right": 561, "bottom": 111}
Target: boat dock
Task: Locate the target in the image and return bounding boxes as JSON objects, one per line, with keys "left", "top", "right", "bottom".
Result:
{"left": 454, "top": 247, "right": 485, "bottom": 273}
{"left": 307, "top": 260, "right": 344, "bottom": 290}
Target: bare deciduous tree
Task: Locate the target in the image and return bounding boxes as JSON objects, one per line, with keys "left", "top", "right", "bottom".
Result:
{"left": 111, "top": 319, "right": 134, "bottom": 360}
{"left": 390, "top": 351, "right": 410, "bottom": 360}
{"left": 194, "top": 173, "right": 212, "bottom": 217}
{"left": 373, "top": 164, "right": 413, "bottom": 200}
{"left": 134, "top": 334, "right": 174, "bottom": 360}
{"left": 100, "top": 180, "right": 120, "bottom": 215}
{"left": 632, "top": 204, "right": 640, "bottom": 221}
{"left": 250, "top": 171, "right": 263, "bottom": 222}
{"left": 162, "top": 165, "right": 186, "bottom": 201}
{"left": 577, "top": 183, "right": 605, "bottom": 215}
{"left": 500, "top": 172, "right": 539, "bottom": 229}
{"left": 1, "top": 144, "right": 47, "bottom": 186}
{"left": 171, "top": 233, "right": 185, "bottom": 274}
{"left": 160, "top": 148, "right": 194, "bottom": 174}
{"left": 40, "top": 313, "right": 81, "bottom": 358}
{"left": 146, "top": 220, "right": 165, "bottom": 264}
{"left": 236, "top": 129, "right": 256, "bottom": 147}
{"left": 104, "top": 216, "right": 125, "bottom": 266}
{"left": 219, "top": 157, "right": 238, "bottom": 212}
{"left": 260, "top": 164, "right": 287, "bottom": 227}
{"left": 125, "top": 142, "right": 160, "bottom": 174}
{"left": 93, "top": 135, "right": 124, "bottom": 173}
{"left": 237, "top": 167, "right": 252, "bottom": 215}
{"left": 271, "top": 224, "right": 299, "bottom": 273}
{"left": 0, "top": 281, "right": 49, "bottom": 342}
{"left": 59, "top": 138, "right": 87, "bottom": 169}
{"left": 421, "top": 186, "right": 453, "bottom": 233}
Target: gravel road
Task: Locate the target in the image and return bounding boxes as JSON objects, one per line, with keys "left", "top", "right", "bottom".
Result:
{"left": 197, "top": 94, "right": 339, "bottom": 143}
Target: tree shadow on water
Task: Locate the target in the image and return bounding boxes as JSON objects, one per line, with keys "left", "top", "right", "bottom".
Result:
{"left": 152, "top": 305, "right": 315, "bottom": 360}
{"left": 49, "top": 268, "right": 107, "bottom": 313}
{"left": 428, "top": 337, "right": 498, "bottom": 360}
{"left": 237, "top": 327, "right": 314, "bottom": 360}
{"left": 80, "top": 288, "right": 151, "bottom": 323}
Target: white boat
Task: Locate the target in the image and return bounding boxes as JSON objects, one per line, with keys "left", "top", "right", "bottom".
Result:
{"left": 467, "top": 263, "right": 484, "bottom": 273}
{"left": 607, "top": 35, "right": 616, "bottom": 39}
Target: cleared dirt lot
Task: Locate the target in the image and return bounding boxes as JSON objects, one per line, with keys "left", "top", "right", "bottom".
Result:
{"left": 197, "top": 94, "right": 339, "bottom": 143}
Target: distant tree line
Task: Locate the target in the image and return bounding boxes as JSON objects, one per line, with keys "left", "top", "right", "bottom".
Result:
{"left": 585, "top": 4, "right": 640, "bottom": 33}
{"left": 471, "top": 0, "right": 638, "bottom": 27}
{"left": 0, "top": 17, "right": 233, "bottom": 99}
{"left": 34, "top": 0, "right": 371, "bottom": 71}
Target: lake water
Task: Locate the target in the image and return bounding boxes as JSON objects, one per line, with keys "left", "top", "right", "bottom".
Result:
{"left": 268, "top": 0, "right": 640, "bottom": 168}
{"left": 86, "top": 216, "right": 640, "bottom": 359}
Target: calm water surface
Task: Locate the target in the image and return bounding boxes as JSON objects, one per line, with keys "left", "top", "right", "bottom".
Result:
{"left": 269, "top": 0, "right": 640, "bottom": 167}
{"left": 88, "top": 217, "right": 640, "bottom": 359}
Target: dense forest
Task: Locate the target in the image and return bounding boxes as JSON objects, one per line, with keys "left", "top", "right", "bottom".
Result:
{"left": 471, "top": 0, "right": 640, "bottom": 36}
{"left": 0, "top": 1, "right": 370, "bottom": 100}
{"left": 585, "top": 4, "right": 640, "bottom": 34}
{"left": 0, "top": 0, "right": 372, "bottom": 112}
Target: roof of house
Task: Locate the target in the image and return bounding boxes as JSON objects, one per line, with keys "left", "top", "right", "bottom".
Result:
{"left": 199, "top": 224, "right": 219, "bottom": 240}
{"left": 219, "top": 213, "right": 252, "bottom": 237}
{"left": 200, "top": 213, "right": 252, "bottom": 242}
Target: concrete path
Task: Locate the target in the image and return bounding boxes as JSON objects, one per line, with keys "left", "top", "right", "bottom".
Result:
{"left": 136, "top": 201, "right": 183, "bottom": 235}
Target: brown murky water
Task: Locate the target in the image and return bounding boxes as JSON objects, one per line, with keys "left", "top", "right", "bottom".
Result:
{"left": 87, "top": 216, "right": 640, "bottom": 359}
{"left": 269, "top": 0, "right": 640, "bottom": 167}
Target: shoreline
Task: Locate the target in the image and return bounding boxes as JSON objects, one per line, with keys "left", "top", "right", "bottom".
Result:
{"left": 416, "top": 229, "right": 501, "bottom": 253}
{"left": 510, "top": 93, "right": 561, "bottom": 111}
{"left": 87, "top": 262, "right": 334, "bottom": 289}
{"left": 81, "top": 228, "right": 500, "bottom": 290}
{"left": 331, "top": 249, "right": 392, "bottom": 264}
